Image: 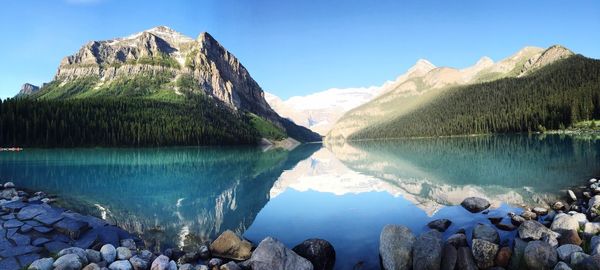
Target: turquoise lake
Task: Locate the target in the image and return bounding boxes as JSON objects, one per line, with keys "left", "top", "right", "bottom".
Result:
{"left": 1, "top": 134, "right": 600, "bottom": 269}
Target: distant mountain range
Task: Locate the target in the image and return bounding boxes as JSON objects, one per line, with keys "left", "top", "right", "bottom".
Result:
{"left": 6, "top": 26, "right": 320, "bottom": 146}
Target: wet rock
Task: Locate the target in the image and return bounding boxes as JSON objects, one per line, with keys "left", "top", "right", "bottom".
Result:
{"left": 524, "top": 240, "right": 558, "bottom": 270}
{"left": 53, "top": 253, "right": 83, "bottom": 270}
{"left": 488, "top": 216, "right": 503, "bottom": 224}
{"left": 446, "top": 233, "right": 467, "bottom": 248}
{"left": 86, "top": 249, "right": 102, "bottom": 264}
{"left": 177, "top": 251, "right": 200, "bottom": 265}
{"left": 53, "top": 217, "right": 89, "bottom": 239}
{"left": 101, "top": 244, "right": 117, "bottom": 264}
{"left": 570, "top": 252, "right": 590, "bottom": 269}
{"left": 129, "top": 256, "right": 148, "bottom": 270}
{"left": 198, "top": 245, "right": 211, "bottom": 260}
{"left": 473, "top": 223, "right": 500, "bottom": 244}
{"left": 518, "top": 220, "right": 560, "bottom": 241}
{"left": 209, "top": 230, "right": 252, "bottom": 261}
{"left": 208, "top": 258, "right": 223, "bottom": 268}
{"left": 117, "top": 247, "right": 133, "bottom": 260}
{"left": 292, "top": 238, "right": 336, "bottom": 270}
{"left": 558, "top": 230, "right": 582, "bottom": 246}
{"left": 220, "top": 261, "right": 241, "bottom": 270}
{"left": 456, "top": 246, "right": 478, "bottom": 270}
{"left": 441, "top": 244, "right": 457, "bottom": 270}
{"left": 534, "top": 207, "right": 549, "bottom": 216}
{"left": 568, "top": 190, "right": 577, "bottom": 201}
{"left": 413, "top": 230, "right": 443, "bottom": 270}
{"left": 511, "top": 214, "right": 526, "bottom": 225}
{"left": 509, "top": 238, "right": 528, "bottom": 270}
{"left": 0, "top": 256, "right": 20, "bottom": 270}
{"left": 495, "top": 246, "right": 512, "bottom": 268}
{"left": 427, "top": 219, "right": 452, "bottom": 232}
{"left": 379, "top": 225, "right": 415, "bottom": 270}
{"left": 4, "top": 181, "right": 15, "bottom": 188}
{"left": 522, "top": 210, "right": 538, "bottom": 220}
{"left": 495, "top": 223, "right": 517, "bottom": 231}
{"left": 553, "top": 261, "right": 572, "bottom": 270}
{"left": 150, "top": 255, "right": 170, "bottom": 270}
{"left": 245, "top": 237, "right": 312, "bottom": 270}
{"left": 471, "top": 238, "right": 499, "bottom": 269}
{"left": 109, "top": 260, "right": 133, "bottom": 270}
{"left": 44, "top": 241, "right": 70, "bottom": 254}
{"left": 58, "top": 247, "right": 89, "bottom": 265}
{"left": 551, "top": 215, "right": 580, "bottom": 233}
{"left": 28, "top": 257, "right": 54, "bottom": 270}
{"left": 461, "top": 197, "right": 490, "bottom": 213}
{"left": 82, "top": 263, "right": 101, "bottom": 270}
{"left": 556, "top": 244, "right": 582, "bottom": 263}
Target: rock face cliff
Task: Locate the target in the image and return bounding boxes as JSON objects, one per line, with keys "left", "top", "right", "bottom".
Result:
{"left": 16, "top": 83, "right": 40, "bottom": 96}
{"left": 31, "top": 26, "right": 320, "bottom": 142}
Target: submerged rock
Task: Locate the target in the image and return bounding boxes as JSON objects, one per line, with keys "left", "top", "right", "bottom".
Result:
{"left": 246, "top": 237, "right": 313, "bottom": 270}
{"left": 379, "top": 225, "right": 415, "bottom": 270}
{"left": 427, "top": 219, "right": 452, "bottom": 232}
{"left": 209, "top": 230, "right": 252, "bottom": 260}
{"left": 292, "top": 238, "right": 336, "bottom": 270}
{"left": 461, "top": 197, "right": 490, "bottom": 213}
{"left": 413, "top": 230, "right": 443, "bottom": 270}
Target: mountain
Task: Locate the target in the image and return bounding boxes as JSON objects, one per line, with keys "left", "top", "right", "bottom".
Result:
{"left": 3, "top": 26, "right": 320, "bottom": 146}
{"left": 16, "top": 83, "right": 40, "bottom": 96}
{"left": 327, "top": 45, "right": 586, "bottom": 140}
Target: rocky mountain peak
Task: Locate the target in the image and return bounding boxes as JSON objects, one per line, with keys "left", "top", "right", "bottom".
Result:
{"left": 475, "top": 56, "right": 494, "bottom": 68}
{"left": 16, "top": 83, "right": 40, "bottom": 96}
{"left": 520, "top": 45, "right": 574, "bottom": 75}
{"left": 411, "top": 59, "right": 436, "bottom": 73}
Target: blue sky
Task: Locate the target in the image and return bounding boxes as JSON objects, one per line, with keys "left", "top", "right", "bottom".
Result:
{"left": 0, "top": 0, "right": 598, "bottom": 99}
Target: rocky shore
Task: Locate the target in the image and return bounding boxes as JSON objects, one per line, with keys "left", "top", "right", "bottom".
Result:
{"left": 379, "top": 178, "right": 600, "bottom": 270}
{"left": 0, "top": 182, "right": 335, "bottom": 270}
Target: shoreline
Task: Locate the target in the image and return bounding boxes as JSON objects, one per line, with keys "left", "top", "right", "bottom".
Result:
{"left": 2, "top": 177, "right": 600, "bottom": 270}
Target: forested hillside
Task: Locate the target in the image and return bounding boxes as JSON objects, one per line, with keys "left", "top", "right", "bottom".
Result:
{"left": 0, "top": 96, "right": 264, "bottom": 147}
{"left": 350, "top": 55, "right": 600, "bottom": 139}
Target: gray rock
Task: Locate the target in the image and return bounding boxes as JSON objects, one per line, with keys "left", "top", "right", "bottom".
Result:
{"left": 519, "top": 220, "right": 560, "bottom": 241}
{"left": 246, "top": 237, "right": 313, "bottom": 270}
{"left": 551, "top": 215, "right": 580, "bottom": 233}
{"left": 413, "top": 230, "right": 443, "bottom": 270}
{"left": 220, "top": 261, "right": 241, "bottom": 270}
{"left": 592, "top": 236, "right": 600, "bottom": 255}
{"left": 129, "top": 256, "right": 148, "bottom": 270}
{"left": 120, "top": 239, "right": 137, "bottom": 250}
{"left": 556, "top": 244, "right": 582, "bottom": 263}
{"left": 196, "top": 265, "right": 209, "bottom": 270}
{"left": 456, "top": 246, "right": 478, "bottom": 270}
{"left": 101, "top": 244, "right": 117, "bottom": 264}
{"left": 198, "top": 245, "right": 210, "bottom": 260}
{"left": 471, "top": 239, "right": 499, "bottom": 269}
{"left": 53, "top": 254, "right": 83, "bottom": 270}
{"left": 28, "top": 257, "right": 54, "bottom": 270}
{"left": 168, "top": 261, "right": 177, "bottom": 270}
{"left": 581, "top": 254, "right": 600, "bottom": 270}
{"left": 522, "top": 210, "right": 538, "bottom": 220}
{"left": 446, "top": 233, "right": 467, "bottom": 248}
{"left": 208, "top": 258, "right": 223, "bottom": 268}
{"left": 534, "top": 207, "right": 549, "bottom": 216}
{"left": 461, "top": 197, "right": 490, "bottom": 213}
{"left": 109, "top": 260, "right": 133, "bottom": 270}
{"left": 82, "top": 263, "right": 101, "bottom": 270}
{"left": 379, "top": 225, "right": 415, "bottom": 270}
{"left": 117, "top": 247, "right": 132, "bottom": 260}
{"left": 441, "top": 244, "right": 457, "bottom": 270}
{"left": 138, "top": 250, "right": 154, "bottom": 262}
{"left": 179, "top": 264, "right": 193, "bottom": 270}
{"left": 58, "top": 247, "right": 89, "bottom": 265}
{"left": 4, "top": 181, "right": 15, "bottom": 188}
{"left": 86, "top": 249, "right": 102, "bottom": 263}
{"left": 292, "top": 238, "right": 336, "bottom": 270}
{"left": 570, "top": 252, "right": 590, "bottom": 269}
{"left": 554, "top": 261, "right": 572, "bottom": 270}
{"left": 150, "top": 255, "right": 170, "bottom": 270}
{"left": 473, "top": 223, "right": 500, "bottom": 244}
{"left": 510, "top": 238, "right": 528, "bottom": 270}
{"left": 524, "top": 240, "right": 558, "bottom": 270}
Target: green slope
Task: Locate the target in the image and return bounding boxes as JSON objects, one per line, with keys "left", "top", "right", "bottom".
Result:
{"left": 350, "top": 55, "right": 600, "bottom": 139}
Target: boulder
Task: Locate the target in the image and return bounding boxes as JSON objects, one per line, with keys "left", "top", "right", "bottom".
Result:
{"left": 446, "top": 233, "right": 467, "bottom": 248}
{"left": 86, "top": 249, "right": 102, "bottom": 263}
{"left": 509, "top": 238, "right": 528, "bottom": 270}
{"left": 117, "top": 247, "right": 132, "bottom": 260}
{"left": 585, "top": 222, "right": 600, "bottom": 235}
{"left": 456, "top": 246, "right": 478, "bottom": 270}
{"left": 209, "top": 230, "right": 252, "bottom": 260}
{"left": 591, "top": 236, "right": 600, "bottom": 255}
{"left": 413, "top": 230, "right": 443, "bottom": 270}
{"left": 220, "top": 261, "right": 241, "bottom": 270}
{"left": 83, "top": 263, "right": 101, "bottom": 270}
{"left": 150, "top": 255, "right": 170, "bottom": 270}
{"left": 129, "top": 256, "right": 149, "bottom": 270}
{"left": 109, "top": 260, "right": 133, "bottom": 270}
{"left": 379, "top": 225, "right": 415, "bottom": 270}
{"left": 581, "top": 254, "right": 600, "bottom": 270}
{"left": 551, "top": 215, "right": 580, "bottom": 233}
{"left": 246, "top": 237, "right": 313, "bottom": 270}
{"left": 58, "top": 247, "right": 88, "bottom": 265}
{"left": 168, "top": 260, "right": 177, "bottom": 270}
{"left": 569, "top": 252, "right": 590, "bottom": 269}
{"left": 292, "top": 238, "right": 336, "bottom": 270}
{"left": 572, "top": 213, "right": 588, "bottom": 226}
{"left": 524, "top": 240, "right": 558, "bottom": 270}
{"left": 473, "top": 223, "right": 500, "bottom": 244}
{"left": 558, "top": 230, "right": 582, "bottom": 246}
{"left": 495, "top": 246, "right": 512, "bottom": 268}
{"left": 471, "top": 239, "right": 499, "bottom": 269}
{"left": 533, "top": 207, "right": 549, "bottom": 216}
{"left": 53, "top": 254, "right": 83, "bottom": 270}
{"left": 28, "top": 257, "right": 54, "bottom": 270}
{"left": 427, "top": 219, "right": 452, "bottom": 232}
{"left": 518, "top": 220, "right": 560, "bottom": 241}
{"left": 461, "top": 197, "right": 490, "bottom": 213}
{"left": 554, "top": 261, "right": 572, "bottom": 270}
{"left": 441, "top": 244, "right": 457, "bottom": 270}
{"left": 556, "top": 244, "right": 582, "bottom": 263}
{"left": 522, "top": 210, "right": 538, "bottom": 220}
{"left": 553, "top": 202, "right": 566, "bottom": 211}
{"left": 101, "top": 244, "right": 117, "bottom": 264}
{"left": 120, "top": 239, "right": 137, "bottom": 250}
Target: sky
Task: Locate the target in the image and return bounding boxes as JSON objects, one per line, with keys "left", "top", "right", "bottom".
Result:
{"left": 0, "top": 0, "right": 599, "bottom": 99}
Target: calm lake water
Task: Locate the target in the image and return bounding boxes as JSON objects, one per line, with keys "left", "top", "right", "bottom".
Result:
{"left": 1, "top": 134, "right": 600, "bottom": 269}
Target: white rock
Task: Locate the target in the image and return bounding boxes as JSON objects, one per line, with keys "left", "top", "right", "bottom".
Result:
{"left": 571, "top": 213, "right": 588, "bottom": 226}
{"left": 53, "top": 254, "right": 82, "bottom": 270}
{"left": 109, "top": 260, "right": 133, "bottom": 270}
{"left": 584, "top": 222, "right": 600, "bottom": 235}
{"left": 28, "top": 257, "right": 54, "bottom": 270}
{"left": 568, "top": 190, "right": 577, "bottom": 201}
{"left": 116, "top": 247, "right": 132, "bottom": 260}
{"left": 101, "top": 244, "right": 117, "bottom": 264}
{"left": 551, "top": 215, "right": 579, "bottom": 232}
